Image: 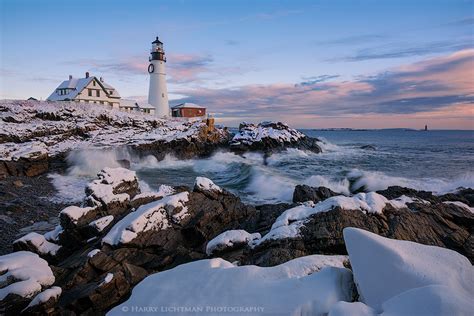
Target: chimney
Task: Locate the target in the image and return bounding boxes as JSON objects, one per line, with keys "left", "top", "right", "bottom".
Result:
{"left": 69, "top": 75, "right": 72, "bottom": 80}
{"left": 100, "top": 77, "right": 104, "bottom": 82}
{"left": 85, "top": 72, "right": 89, "bottom": 78}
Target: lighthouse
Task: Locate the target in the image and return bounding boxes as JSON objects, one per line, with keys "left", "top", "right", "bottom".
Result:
{"left": 148, "top": 36, "right": 169, "bottom": 117}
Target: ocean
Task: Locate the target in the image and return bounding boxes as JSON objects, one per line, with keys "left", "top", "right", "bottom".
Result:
{"left": 50, "top": 129, "right": 474, "bottom": 205}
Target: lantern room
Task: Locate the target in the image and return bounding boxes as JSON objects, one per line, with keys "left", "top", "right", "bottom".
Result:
{"left": 150, "top": 37, "right": 166, "bottom": 62}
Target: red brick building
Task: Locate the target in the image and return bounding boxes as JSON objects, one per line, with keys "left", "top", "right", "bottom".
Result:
{"left": 171, "top": 103, "right": 206, "bottom": 118}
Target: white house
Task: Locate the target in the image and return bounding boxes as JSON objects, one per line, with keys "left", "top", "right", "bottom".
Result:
{"left": 120, "top": 99, "right": 156, "bottom": 115}
{"left": 47, "top": 72, "right": 121, "bottom": 108}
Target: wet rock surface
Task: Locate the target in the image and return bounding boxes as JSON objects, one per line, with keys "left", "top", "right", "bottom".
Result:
{"left": 293, "top": 184, "right": 339, "bottom": 203}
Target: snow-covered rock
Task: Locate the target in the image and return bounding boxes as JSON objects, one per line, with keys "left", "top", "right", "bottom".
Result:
{"left": 0, "top": 251, "right": 55, "bottom": 300}
{"left": 86, "top": 167, "right": 138, "bottom": 206}
{"left": 89, "top": 215, "right": 114, "bottom": 232}
{"left": 108, "top": 255, "right": 353, "bottom": 316}
{"left": 102, "top": 192, "right": 189, "bottom": 246}
{"left": 206, "top": 230, "right": 261, "bottom": 255}
{"left": 232, "top": 121, "right": 305, "bottom": 145}
{"left": 328, "top": 301, "right": 376, "bottom": 316}
{"left": 13, "top": 232, "right": 61, "bottom": 256}
{"left": 443, "top": 200, "right": 474, "bottom": 213}
{"left": 343, "top": 227, "right": 474, "bottom": 313}
{"left": 230, "top": 121, "right": 321, "bottom": 154}
{"left": 257, "top": 192, "right": 414, "bottom": 244}
{"left": 60, "top": 205, "right": 96, "bottom": 225}
{"left": 194, "top": 176, "right": 222, "bottom": 193}
{"left": 23, "top": 286, "right": 62, "bottom": 311}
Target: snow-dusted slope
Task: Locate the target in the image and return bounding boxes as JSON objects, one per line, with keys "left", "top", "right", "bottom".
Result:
{"left": 108, "top": 255, "right": 353, "bottom": 316}
{"left": 0, "top": 100, "right": 225, "bottom": 161}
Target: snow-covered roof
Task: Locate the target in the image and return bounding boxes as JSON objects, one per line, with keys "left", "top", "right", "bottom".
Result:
{"left": 119, "top": 99, "right": 139, "bottom": 108}
{"left": 137, "top": 102, "right": 155, "bottom": 110}
{"left": 47, "top": 76, "right": 120, "bottom": 101}
{"left": 171, "top": 103, "right": 205, "bottom": 109}
{"left": 119, "top": 100, "right": 154, "bottom": 110}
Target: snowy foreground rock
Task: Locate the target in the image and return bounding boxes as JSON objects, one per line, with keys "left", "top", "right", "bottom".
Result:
{"left": 109, "top": 256, "right": 352, "bottom": 316}
{"left": 111, "top": 228, "right": 473, "bottom": 316}
{"left": 342, "top": 228, "right": 474, "bottom": 315}
{"left": 1, "top": 168, "right": 473, "bottom": 314}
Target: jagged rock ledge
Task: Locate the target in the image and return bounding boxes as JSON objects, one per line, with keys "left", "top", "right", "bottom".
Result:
{"left": 1, "top": 167, "right": 473, "bottom": 314}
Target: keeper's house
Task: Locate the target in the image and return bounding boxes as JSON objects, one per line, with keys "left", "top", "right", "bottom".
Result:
{"left": 171, "top": 103, "right": 206, "bottom": 118}
{"left": 47, "top": 72, "right": 121, "bottom": 108}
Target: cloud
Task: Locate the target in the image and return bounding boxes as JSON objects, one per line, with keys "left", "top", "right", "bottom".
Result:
{"left": 296, "top": 75, "right": 340, "bottom": 86}
{"left": 171, "top": 49, "right": 474, "bottom": 126}
{"left": 167, "top": 54, "right": 214, "bottom": 83}
{"left": 62, "top": 54, "right": 218, "bottom": 84}
{"left": 225, "top": 40, "right": 239, "bottom": 46}
{"left": 314, "top": 34, "right": 386, "bottom": 46}
{"left": 331, "top": 40, "right": 471, "bottom": 62}
{"left": 443, "top": 17, "right": 474, "bottom": 27}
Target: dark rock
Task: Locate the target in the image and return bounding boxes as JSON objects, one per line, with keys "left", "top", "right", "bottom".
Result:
{"left": 293, "top": 185, "right": 339, "bottom": 203}
{"left": 253, "top": 203, "right": 296, "bottom": 235}
{"left": 439, "top": 188, "right": 474, "bottom": 207}
{"left": 376, "top": 186, "right": 437, "bottom": 202}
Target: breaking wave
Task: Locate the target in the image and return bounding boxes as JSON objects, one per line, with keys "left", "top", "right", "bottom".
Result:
{"left": 49, "top": 133, "right": 474, "bottom": 205}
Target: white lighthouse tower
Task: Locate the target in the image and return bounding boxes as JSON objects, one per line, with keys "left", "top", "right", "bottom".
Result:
{"left": 148, "top": 36, "right": 169, "bottom": 117}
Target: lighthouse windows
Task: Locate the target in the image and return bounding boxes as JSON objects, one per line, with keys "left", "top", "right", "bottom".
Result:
{"left": 162, "top": 93, "right": 165, "bottom": 98}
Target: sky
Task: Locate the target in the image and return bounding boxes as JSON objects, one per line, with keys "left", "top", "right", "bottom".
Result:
{"left": 0, "top": 0, "right": 473, "bottom": 129}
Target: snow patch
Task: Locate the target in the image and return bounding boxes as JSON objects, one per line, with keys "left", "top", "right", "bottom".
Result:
{"left": 60, "top": 206, "right": 95, "bottom": 224}
{"left": 206, "top": 230, "right": 261, "bottom": 255}
{"left": 23, "top": 286, "right": 62, "bottom": 310}
{"left": 14, "top": 232, "right": 61, "bottom": 256}
{"left": 195, "top": 177, "right": 222, "bottom": 192}
{"left": 87, "top": 249, "right": 101, "bottom": 258}
{"left": 89, "top": 215, "right": 114, "bottom": 232}
{"left": 443, "top": 201, "right": 474, "bottom": 213}
{"left": 102, "top": 192, "right": 189, "bottom": 246}
{"left": 99, "top": 273, "right": 114, "bottom": 286}
{"left": 0, "top": 251, "right": 55, "bottom": 300}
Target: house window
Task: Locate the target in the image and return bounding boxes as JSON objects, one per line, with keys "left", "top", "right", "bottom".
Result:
{"left": 109, "top": 90, "right": 113, "bottom": 94}
{"left": 93, "top": 81, "right": 96, "bottom": 86}
{"left": 88, "top": 89, "right": 92, "bottom": 96}
{"left": 100, "top": 101, "right": 104, "bottom": 104}
{"left": 85, "top": 100, "right": 89, "bottom": 103}
{"left": 96, "top": 90, "right": 100, "bottom": 97}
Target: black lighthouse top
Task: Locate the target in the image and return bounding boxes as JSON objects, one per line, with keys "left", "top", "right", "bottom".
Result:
{"left": 150, "top": 36, "right": 166, "bottom": 62}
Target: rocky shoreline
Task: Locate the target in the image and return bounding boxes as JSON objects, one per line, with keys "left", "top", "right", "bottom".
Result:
{"left": 0, "top": 100, "right": 322, "bottom": 178}
{"left": 0, "top": 165, "right": 473, "bottom": 314}
{"left": 1, "top": 100, "right": 473, "bottom": 315}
